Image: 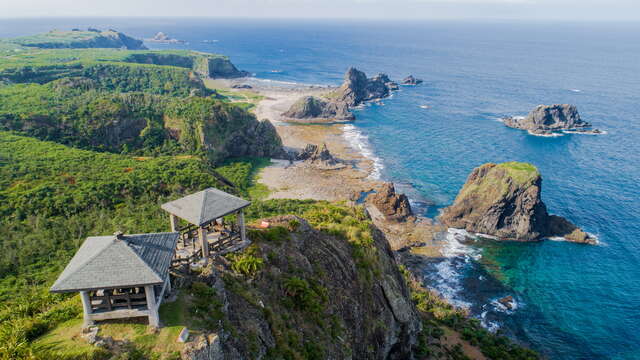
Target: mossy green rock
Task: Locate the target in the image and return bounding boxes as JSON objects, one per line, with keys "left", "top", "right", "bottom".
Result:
{"left": 440, "top": 162, "right": 595, "bottom": 243}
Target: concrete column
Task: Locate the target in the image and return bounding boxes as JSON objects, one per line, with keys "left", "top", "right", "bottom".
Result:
{"left": 237, "top": 210, "right": 246, "bottom": 242}
{"left": 145, "top": 285, "right": 160, "bottom": 328}
{"left": 80, "top": 291, "right": 94, "bottom": 328}
{"left": 198, "top": 226, "right": 209, "bottom": 258}
{"left": 169, "top": 214, "right": 178, "bottom": 232}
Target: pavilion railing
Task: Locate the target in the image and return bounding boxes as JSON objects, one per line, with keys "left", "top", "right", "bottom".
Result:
{"left": 89, "top": 289, "right": 148, "bottom": 312}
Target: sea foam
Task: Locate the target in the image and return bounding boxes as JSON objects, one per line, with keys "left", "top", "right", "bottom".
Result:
{"left": 342, "top": 124, "right": 384, "bottom": 180}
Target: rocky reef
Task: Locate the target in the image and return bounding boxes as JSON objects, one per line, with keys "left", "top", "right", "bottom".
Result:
{"left": 367, "top": 182, "right": 413, "bottom": 222}
{"left": 282, "top": 96, "right": 354, "bottom": 122}
{"left": 503, "top": 104, "right": 601, "bottom": 135}
{"left": 439, "top": 162, "right": 596, "bottom": 244}
{"left": 401, "top": 75, "right": 423, "bottom": 85}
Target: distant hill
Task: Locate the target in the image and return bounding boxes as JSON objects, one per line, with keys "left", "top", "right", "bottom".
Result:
{"left": 6, "top": 28, "right": 147, "bottom": 50}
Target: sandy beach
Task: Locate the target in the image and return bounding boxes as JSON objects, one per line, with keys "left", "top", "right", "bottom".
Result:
{"left": 212, "top": 77, "right": 445, "bottom": 253}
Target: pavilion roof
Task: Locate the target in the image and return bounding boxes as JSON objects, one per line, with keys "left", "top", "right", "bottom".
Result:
{"left": 160, "top": 187, "right": 251, "bottom": 226}
{"left": 50, "top": 232, "right": 178, "bottom": 293}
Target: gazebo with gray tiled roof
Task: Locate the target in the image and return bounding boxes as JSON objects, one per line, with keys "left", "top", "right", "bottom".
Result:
{"left": 50, "top": 231, "right": 179, "bottom": 328}
{"left": 161, "top": 188, "right": 251, "bottom": 260}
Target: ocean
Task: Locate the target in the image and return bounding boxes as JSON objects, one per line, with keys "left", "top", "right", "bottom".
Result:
{"left": 2, "top": 18, "right": 639, "bottom": 360}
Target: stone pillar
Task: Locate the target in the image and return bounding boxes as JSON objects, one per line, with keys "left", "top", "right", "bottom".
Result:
{"left": 198, "top": 226, "right": 209, "bottom": 258}
{"left": 169, "top": 214, "right": 178, "bottom": 232}
{"left": 237, "top": 210, "right": 246, "bottom": 242}
{"left": 80, "top": 291, "right": 94, "bottom": 328}
{"left": 145, "top": 285, "right": 160, "bottom": 328}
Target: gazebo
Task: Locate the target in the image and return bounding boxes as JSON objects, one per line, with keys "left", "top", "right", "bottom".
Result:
{"left": 161, "top": 188, "right": 251, "bottom": 261}
{"left": 50, "top": 232, "right": 178, "bottom": 328}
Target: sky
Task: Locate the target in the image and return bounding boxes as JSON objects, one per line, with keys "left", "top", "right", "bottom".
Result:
{"left": 1, "top": 0, "right": 639, "bottom": 21}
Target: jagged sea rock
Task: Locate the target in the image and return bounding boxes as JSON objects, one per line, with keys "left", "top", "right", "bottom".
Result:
{"left": 439, "top": 162, "right": 596, "bottom": 244}
{"left": 282, "top": 96, "right": 354, "bottom": 122}
{"left": 503, "top": 104, "right": 596, "bottom": 133}
{"left": 330, "top": 67, "right": 398, "bottom": 107}
{"left": 367, "top": 182, "right": 413, "bottom": 222}
{"left": 402, "top": 75, "right": 423, "bottom": 85}
{"left": 296, "top": 143, "right": 345, "bottom": 169}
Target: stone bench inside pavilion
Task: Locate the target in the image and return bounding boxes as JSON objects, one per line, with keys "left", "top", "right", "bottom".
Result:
{"left": 50, "top": 232, "right": 178, "bottom": 328}
{"left": 161, "top": 187, "right": 251, "bottom": 264}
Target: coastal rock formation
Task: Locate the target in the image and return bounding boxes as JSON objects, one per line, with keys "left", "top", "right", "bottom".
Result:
{"left": 330, "top": 67, "right": 398, "bottom": 107}
{"left": 282, "top": 96, "right": 354, "bottom": 122}
{"left": 184, "top": 215, "right": 420, "bottom": 359}
{"left": 503, "top": 104, "right": 600, "bottom": 134}
{"left": 367, "top": 183, "right": 413, "bottom": 222}
{"left": 439, "top": 162, "right": 596, "bottom": 244}
{"left": 296, "top": 143, "right": 345, "bottom": 169}
{"left": 147, "top": 32, "right": 185, "bottom": 43}
{"left": 402, "top": 75, "right": 423, "bottom": 85}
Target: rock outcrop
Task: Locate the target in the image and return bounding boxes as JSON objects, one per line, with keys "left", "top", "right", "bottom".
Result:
{"left": 503, "top": 104, "right": 600, "bottom": 134}
{"left": 367, "top": 183, "right": 413, "bottom": 222}
{"left": 330, "top": 67, "right": 398, "bottom": 107}
{"left": 401, "top": 75, "right": 423, "bottom": 85}
{"left": 296, "top": 143, "right": 345, "bottom": 169}
{"left": 439, "top": 162, "right": 596, "bottom": 244}
{"left": 282, "top": 96, "right": 354, "bottom": 122}
{"left": 183, "top": 215, "right": 421, "bottom": 359}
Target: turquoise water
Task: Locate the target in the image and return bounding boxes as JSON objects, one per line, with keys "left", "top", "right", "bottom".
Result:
{"left": 2, "top": 18, "right": 639, "bottom": 359}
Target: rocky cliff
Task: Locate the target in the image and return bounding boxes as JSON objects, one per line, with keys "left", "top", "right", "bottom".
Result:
{"left": 281, "top": 96, "right": 354, "bottom": 122}
{"left": 181, "top": 215, "right": 421, "bottom": 360}
{"left": 502, "top": 104, "right": 599, "bottom": 135}
{"left": 439, "top": 162, "right": 595, "bottom": 244}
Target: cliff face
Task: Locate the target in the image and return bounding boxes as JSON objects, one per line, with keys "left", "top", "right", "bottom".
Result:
{"left": 440, "top": 162, "right": 595, "bottom": 243}
{"left": 164, "top": 98, "right": 284, "bottom": 163}
{"left": 182, "top": 215, "right": 420, "bottom": 360}
{"left": 503, "top": 104, "right": 591, "bottom": 132}
{"left": 193, "top": 56, "right": 250, "bottom": 79}
{"left": 281, "top": 96, "right": 354, "bottom": 122}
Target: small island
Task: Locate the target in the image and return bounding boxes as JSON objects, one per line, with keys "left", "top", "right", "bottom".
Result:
{"left": 146, "top": 32, "right": 186, "bottom": 44}
{"left": 502, "top": 104, "right": 603, "bottom": 135}
{"left": 439, "top": 162, "right": 596, "bottom": 244}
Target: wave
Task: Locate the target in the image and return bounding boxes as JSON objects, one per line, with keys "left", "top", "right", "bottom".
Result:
{"left": 569, "top": 89, "right": 582, "bottom": 93}
{"left": 527, "top": 130, "right": 564, "bottom": 137}
{"left": 342, "top": 124, "right": 384, "bottom": 180}
{"left": 422, "top": 229, "right": 483, "bottom": 310}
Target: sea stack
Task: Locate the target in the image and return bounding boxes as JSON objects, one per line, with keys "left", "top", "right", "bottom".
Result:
{"left": 330, "top": 67, "right": 399, "bottom": 107}
{"left": 439, "top": 162, "right": 595, "bottom": 244}
{"left": 502, "top": 104, "right": 600, "bottom": 135}
{"left": 367, "top": 183, "right": 413, "bottom": 222}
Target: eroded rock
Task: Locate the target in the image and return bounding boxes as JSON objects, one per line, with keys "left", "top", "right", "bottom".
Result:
{"left": 439, "top": 162, "right": 596, "bottom": 243}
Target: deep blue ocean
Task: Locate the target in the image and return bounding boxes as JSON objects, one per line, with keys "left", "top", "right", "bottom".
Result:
{"left": 1, "top": 18, "right": 639, "bottom": 360}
